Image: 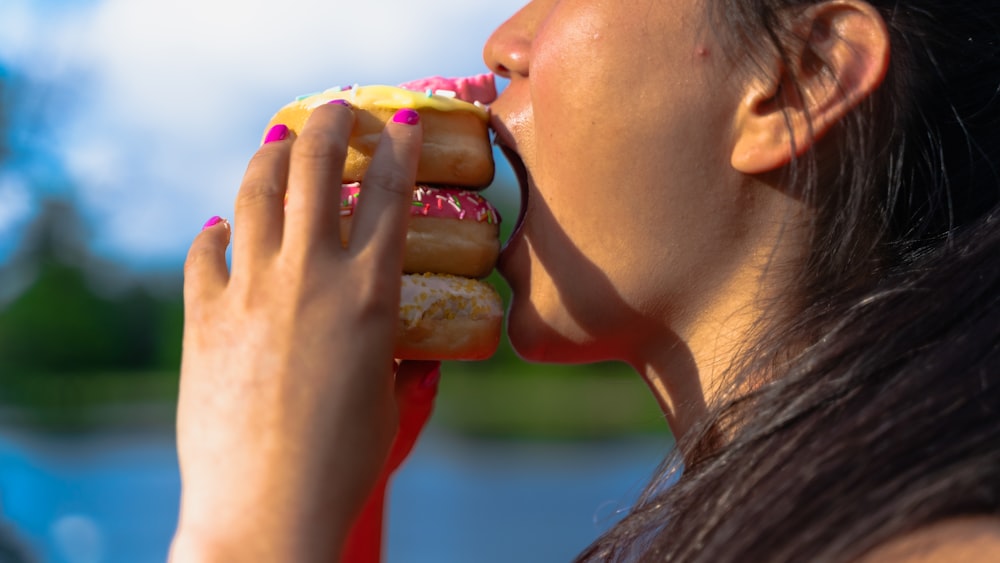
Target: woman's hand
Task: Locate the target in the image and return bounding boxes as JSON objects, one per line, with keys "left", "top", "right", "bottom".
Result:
{"left": 342, "top": 359, "right": 441, "bottom": 563}
{"left": 170, "top": 103, "right": 427, "bottom": 562}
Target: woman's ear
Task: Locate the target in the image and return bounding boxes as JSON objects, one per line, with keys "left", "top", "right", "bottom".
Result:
{"left": 730, "top": 0, "right": 890, "bottom": 174}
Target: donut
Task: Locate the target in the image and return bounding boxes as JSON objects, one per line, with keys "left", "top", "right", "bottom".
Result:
{"left": 396, "top": 273, "right": 503, "bottom": 361}
{"left": 339, "top": 183, "right": 501, "bottom": 279}
{"left": 266, "top": 74, "right": 504, "bottom": 361}
{"left": 264, "top": 75, "right": 496, "bottom": 188}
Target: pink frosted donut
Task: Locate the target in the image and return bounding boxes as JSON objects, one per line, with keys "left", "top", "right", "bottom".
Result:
{"left": 339, "top": 183, "right": 501, "bottom": 279}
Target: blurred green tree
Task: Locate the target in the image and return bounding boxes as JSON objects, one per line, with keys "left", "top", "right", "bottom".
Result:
{"left": 0, "top": 200, "right": 178, "bottom": 375}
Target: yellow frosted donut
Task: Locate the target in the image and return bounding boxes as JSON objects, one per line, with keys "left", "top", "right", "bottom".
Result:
{"left": 265, "top": 83, "right": 494, "bottom": 188}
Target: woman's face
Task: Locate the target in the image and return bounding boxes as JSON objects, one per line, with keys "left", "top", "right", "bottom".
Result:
{"left": 485, "top": 0, "right": 761, "bottom": 364}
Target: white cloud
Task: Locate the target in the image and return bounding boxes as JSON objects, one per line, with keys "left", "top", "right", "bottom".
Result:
{"left": 1, "top": 0, "right": 523, "bottom": 268}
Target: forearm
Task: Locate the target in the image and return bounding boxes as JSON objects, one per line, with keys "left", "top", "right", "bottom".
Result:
{"left": 170, "top": 470, "right": 393, "bottom": 563}
{"left": 169, "top": 492, "right": 352, "bottom": 563}
{"left": 170, "top": 521, "right": 346, "bottom": 563}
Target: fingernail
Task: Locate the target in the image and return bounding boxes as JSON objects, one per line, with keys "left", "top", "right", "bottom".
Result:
{"left": 392, "top": 108, "right": 420, "bottom": 125}
{"left": 202, "top": 216, "right": 224, "bottom": 230}
{"left": 327, "top": 99, "right": 352, "bottom": 108}
{"left": 264, "top": 123, "right": 290, "bottom": 144}
{"left": 419, "top": 366, "right": 441, "bottom": 390}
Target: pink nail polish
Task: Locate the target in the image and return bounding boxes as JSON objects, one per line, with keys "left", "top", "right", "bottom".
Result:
{"left": 392, "top": 108, "right": 420, "bottom": 125}
{"left": 264, "top": 124, "right": 289, "bottom": 144}
{"left": 202, "top": 216, "right": 223, "bottom": 230}
{"left": 328, "top": 99, "right": 352, "bottom": 108}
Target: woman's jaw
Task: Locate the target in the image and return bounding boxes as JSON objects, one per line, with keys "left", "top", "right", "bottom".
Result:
{"left": 491, "top": 117, "right": 602, "bottom": 364}
{"left": 489, "top": 134, "right": 717, "bottom": 437}
{"left": 491, "top": 116, "right": 682, "bottom": 368}
{"left": 489, "top": 99, "right": 814, "bottom": 433}
{"left": 491, "top": 122, "right": 563, "bottom": 363}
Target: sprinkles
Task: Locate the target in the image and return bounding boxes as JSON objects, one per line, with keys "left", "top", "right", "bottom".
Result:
{"left": 339, "top": 183, "right": 499, "bottom": 224}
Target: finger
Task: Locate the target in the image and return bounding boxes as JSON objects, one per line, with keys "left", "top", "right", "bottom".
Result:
{"left": 184, "top": 216, "right": 231, "bottom": 304}
{"left": 348, "top": 108, "right": 423, "bottom": 269}
{"left": 282, "top": 101, "right": 355, "bottom": 262}
{"left": 232, "top": 124, "right": 293, "bottom": 271}
{"left": 386, "top": 360, "right": 441, "bottom": 471}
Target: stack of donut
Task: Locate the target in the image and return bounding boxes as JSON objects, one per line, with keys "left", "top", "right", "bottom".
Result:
{"left": 264, "top": 74, "right": 503, "bottom": 360}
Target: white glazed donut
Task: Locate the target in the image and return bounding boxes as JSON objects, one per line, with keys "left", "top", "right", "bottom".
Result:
{"left": 395, "top": 273, "right": 503, "bottom": 361}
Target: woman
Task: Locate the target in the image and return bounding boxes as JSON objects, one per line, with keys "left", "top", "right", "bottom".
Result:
{"left": 170, "top": 0, "right": 1000, "bottom": 560}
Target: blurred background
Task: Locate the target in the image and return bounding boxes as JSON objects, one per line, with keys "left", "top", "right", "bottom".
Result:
{"left": 0, "top": 0, "right": 672, "bottom": 561}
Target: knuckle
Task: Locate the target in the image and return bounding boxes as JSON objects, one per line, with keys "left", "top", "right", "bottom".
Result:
{"left": 184, "top": 237, "right": 215, "bottom": 274}
{"left": 181, "top": 294, "right": 211, "bottom": 327}
{"left": 236, "top": 145, "right": 289, "bottom": 210}
{"left": 232, "top": 282, "right": 263, "bottom": 314}
{"left": 248, "top": 143, "right": 281, "bottom": 166}
{"left": 235, "top": 177, "right": 284, "bottom": 211}
{"left": 354, "top": 272, "right": 399, "bottom": 319}
{"left": 293, "top": 127, "right": 348, "bottom": 162}
{"left": 364, "top": 167, "right": 415, "bottom": 197}
{"left": 183, "top": 252, "right": 216, "bottom": 307}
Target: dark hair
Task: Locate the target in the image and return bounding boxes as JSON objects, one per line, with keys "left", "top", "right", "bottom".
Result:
{"left": 578, "top": 1, "right": 1000, "bottom": 561}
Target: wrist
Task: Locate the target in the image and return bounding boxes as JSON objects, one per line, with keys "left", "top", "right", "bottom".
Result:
{"left": 170, "top": 512, "right": 347, "bottom": 563}
{"left": 169, "top": 528, "right": 245, "bottom": 563}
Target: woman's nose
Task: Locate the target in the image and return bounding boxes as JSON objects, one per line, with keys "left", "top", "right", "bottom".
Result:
{"left": 483, "top": 1, "right": 541, "bottom": 79}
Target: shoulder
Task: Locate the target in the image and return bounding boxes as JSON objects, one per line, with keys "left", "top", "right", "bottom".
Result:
{"left": 857, "top": 517, "right": 1000, "bottom": 563}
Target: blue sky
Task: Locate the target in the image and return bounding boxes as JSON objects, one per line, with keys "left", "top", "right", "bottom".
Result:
{"left": 0, "top": 0, "right": 523, "bottom": 271}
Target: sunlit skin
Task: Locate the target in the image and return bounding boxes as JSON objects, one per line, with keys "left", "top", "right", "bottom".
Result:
{"left": 170, "top": 0, "right": 1000, "bottom": 561}
{"left": 484, "top": 0, "right": 813, "bottom": 437}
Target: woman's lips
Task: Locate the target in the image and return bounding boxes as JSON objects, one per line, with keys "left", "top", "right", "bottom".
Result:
{"left": 490, "top": 112, "right": 529, "bottom": 256}
{"left": 497, "top": 143, "right": 529, "bottom": 255}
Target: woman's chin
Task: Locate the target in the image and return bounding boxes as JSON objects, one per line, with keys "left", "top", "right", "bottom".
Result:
{"left": 504, "top": 299, "right": 597, "bottom": 364}
{"left": 504, "top": 298, "right": 556, "bottom": 362}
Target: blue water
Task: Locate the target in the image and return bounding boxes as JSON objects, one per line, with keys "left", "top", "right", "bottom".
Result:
{"left": 0, "top": 426, "right": 670, "bottom": 563}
